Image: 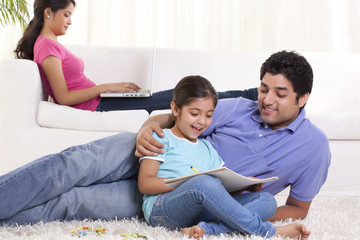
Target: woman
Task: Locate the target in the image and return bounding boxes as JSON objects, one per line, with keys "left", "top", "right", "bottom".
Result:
{"left": 14, "top": 0, "right": 258, "bottom": 113}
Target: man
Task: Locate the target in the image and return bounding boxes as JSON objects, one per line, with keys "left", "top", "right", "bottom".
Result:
{"left": 135, "top": 50, "right": 331, "bottom": 221}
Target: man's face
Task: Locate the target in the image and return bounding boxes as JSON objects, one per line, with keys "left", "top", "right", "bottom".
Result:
{"left": 258, "top": 72, "right": 309, "bottom": 130}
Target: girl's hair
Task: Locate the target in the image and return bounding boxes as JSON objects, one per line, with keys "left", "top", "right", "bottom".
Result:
{"left": 14, "top": 0, "right": 76, "bottom": 60}
{"left": 172, "top": 75, "right": 218, "bottom": 109}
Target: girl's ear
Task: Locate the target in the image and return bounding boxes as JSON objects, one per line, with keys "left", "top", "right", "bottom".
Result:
{"left": 170, "top": 102, "right": 179, "bottom": 117}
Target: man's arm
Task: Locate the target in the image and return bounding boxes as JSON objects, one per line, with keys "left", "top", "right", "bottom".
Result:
{"left": 135, "top": 113, "right": 175, "bottom": 157}
{"left": 269, "top": 195, "right": 311, "bottom": 221}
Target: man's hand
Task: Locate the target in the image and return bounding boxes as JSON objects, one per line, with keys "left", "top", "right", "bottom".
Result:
{"left": 135, "top": 113, "right": 175, "bottom": 157}
{"left": 135, "top": 123, "right": 165, "bottom": 157}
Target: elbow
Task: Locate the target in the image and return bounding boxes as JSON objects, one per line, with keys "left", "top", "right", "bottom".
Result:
{"left": 298, "top": 210, "right": 309, "bottom": 220}
{"left": 56, "top": 99, "right": 69, "bottom": 106}
{"left": 55, "top": 96, "right": 76, "bottom": 106}
{"left": 52, "top": 95, "right": 69, "bottom": 105}
{"left": 137, "top": 182, "right": 147, "bottom": 195}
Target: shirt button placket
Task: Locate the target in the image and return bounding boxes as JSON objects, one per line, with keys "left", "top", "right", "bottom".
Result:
{"left": 259, "top": 124, "right": 269, "bottom": 138}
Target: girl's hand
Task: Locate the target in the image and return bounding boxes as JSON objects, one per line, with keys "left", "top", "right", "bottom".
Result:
{"left": 244, "top": 176, "right": 265, "bottom": 192}
{"left": 230, "top": 183, "right": 263, "bottom": 195}
{"left": 102, "top": 82, "right": 141, "bottom": 93}
{"left": 244, "top": 183, "right": 264, "bottom": 192}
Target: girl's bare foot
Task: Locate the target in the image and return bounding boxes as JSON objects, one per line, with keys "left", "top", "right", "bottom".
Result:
{"left": 181, "top": 225, "right": 206, "bottom": 239}
{"left": 275, "top": 222, "right": 311, "bottom": 240}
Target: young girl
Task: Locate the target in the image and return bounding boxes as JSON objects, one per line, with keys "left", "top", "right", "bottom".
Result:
{"left": 138, "top": 75, "right": 311, "bottom": 239}
{"left": 14, "top": 0, "right": 258, "bottom": 113}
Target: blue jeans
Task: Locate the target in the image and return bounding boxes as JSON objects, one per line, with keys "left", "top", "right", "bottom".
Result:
{"left": 149, "top": 175, "right": 277, "bottom": 238}
{"left": 0, "top": 132, "right": 143, "bottom": 225}
{"left": 97, "top": 88, "right": 258, "bottom": 113}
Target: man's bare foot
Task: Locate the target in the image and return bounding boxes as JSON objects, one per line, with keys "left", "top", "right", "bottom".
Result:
{"left": 275, "top": 222, "right": 311, "bottom": 239}
{"left": 181, "top": 225, "right": 206, "bottom": 239}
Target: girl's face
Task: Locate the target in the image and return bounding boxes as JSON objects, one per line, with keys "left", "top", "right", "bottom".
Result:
{"left": 48, "top": 3, "right": 74, "bottom": 36}
{"left": 171, "top": 97, "right": 215, "bottom": 143}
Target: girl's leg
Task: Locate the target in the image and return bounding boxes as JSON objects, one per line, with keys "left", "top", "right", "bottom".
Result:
{"left": 194, "top": 191, "right": 276, "bottom": 228}
{"left": 149, "top": 175, "right": 276, "bottom": 238}
{"left": 0, "top": 132, "right": 140, "bottom": 220}
{"left": 98, "top": 88, "right": 258, "bottom": 113}
{"left": 0, "top": 180, "right": 142, "bottom": 225}
{"left": 191, "top": 192, "right": 276, "bottom": 236}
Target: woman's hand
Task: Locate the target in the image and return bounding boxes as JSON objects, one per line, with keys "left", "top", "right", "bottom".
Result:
{"left": 41, "top": 56, "right": 142, "bottom": 105}
{"left": 100, "top": 82, "right": 141, "bottom": 93}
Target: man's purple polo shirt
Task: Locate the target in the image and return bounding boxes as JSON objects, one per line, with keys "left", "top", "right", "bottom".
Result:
{"left": 201, "top": 97, "right": 331, "bottom": 202}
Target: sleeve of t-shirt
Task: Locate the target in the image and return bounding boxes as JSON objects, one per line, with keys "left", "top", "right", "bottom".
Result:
{"left": 290, "top": 140, "right": 331, "bottom": 201}
{"left": 139, "top": 132, "right": 169, "bottom": 163}
{"left": 36, "top": 39, "right": 63, "bottom": 64}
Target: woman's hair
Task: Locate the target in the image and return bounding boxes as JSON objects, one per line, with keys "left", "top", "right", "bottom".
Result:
{"left": 14, "top": 0, "right": 76, "bottom": 60}
{"left": 172, "top": 75, "right": 218, "bottom": 109}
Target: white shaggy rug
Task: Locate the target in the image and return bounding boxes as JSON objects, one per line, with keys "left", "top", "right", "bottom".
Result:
{"left": 0, "top": 195, "right": 359, "bottom": 240}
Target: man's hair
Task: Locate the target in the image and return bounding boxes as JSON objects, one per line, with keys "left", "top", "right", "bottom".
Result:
{"left": 260, "top": 50, "right": 313, "bottom": 102}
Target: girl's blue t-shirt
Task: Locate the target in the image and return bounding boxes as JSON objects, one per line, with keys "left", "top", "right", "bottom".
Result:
{"left": 140, "top": 129, "right": 224, "bottom": 223}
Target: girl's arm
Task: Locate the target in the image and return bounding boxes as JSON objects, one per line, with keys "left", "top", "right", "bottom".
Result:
{"left": 138, "top": 158, "right": 174, "bottom": 195}
{"left": 41, "top": 56, "right": 140, "bottom": 106}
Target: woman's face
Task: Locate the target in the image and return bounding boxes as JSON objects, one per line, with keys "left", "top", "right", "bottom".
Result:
{"left": 48, "top": 3, "right": 74, "bottom": 36}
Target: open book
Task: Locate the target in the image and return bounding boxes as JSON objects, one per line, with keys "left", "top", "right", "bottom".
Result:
{"left": 164, "top": 167, "right": 278, "bottom": 192}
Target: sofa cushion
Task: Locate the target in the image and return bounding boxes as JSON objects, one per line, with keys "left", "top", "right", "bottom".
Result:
{"left": 36, "top": 101, "right": 149, "bottom": 132}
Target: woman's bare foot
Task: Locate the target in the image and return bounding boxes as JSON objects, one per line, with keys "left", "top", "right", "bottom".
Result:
{"left": 275, "top": 222, "right": 311, "bottom": 239}
{"left": 181, "top": 225, "right": 206, "bottom": 239}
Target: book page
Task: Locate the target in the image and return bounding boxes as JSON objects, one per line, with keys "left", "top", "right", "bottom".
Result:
{"left": 164, "top": 167, "right": 278, "bottom": 192}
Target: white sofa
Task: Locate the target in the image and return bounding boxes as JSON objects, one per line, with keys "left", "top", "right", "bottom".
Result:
{"left": 1, "top": 46, "right": 359, "bottom": 197}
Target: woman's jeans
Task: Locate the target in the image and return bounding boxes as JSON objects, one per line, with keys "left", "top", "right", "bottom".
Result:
{"left": 97, "top": 88, "right": 258, "bottom": 113}
{"left": 0, "top": 132, "right": 143, "bottom": 225}
{"left": 149, "top": 175, "right": 277, "bottom": 238}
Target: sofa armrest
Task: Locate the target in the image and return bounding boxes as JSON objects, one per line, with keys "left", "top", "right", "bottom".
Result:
{"left": 0, "top": 59, "right": 45, "bottom": 127}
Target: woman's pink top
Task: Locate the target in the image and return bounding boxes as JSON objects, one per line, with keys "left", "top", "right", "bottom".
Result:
{"left": 33, "top": 36, "right": 100, "bottom": 111}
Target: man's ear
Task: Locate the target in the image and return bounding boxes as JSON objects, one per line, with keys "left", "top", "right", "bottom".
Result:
{"left": 298, "top": 93, "right": 310, "bottom": 108}
{"left": 170, "top": 102, "right": 179, "bottom": 117}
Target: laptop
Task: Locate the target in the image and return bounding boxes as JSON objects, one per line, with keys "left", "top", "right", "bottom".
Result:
{"left": 100, "top": 48, "right": 155, "bottom": 98}
{"left": 100, "top": 89, "right": 151, "bottom": 98}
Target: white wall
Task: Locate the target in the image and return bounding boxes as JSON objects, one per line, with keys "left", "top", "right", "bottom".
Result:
{"left": 1, "top": 0, "right": 360, "bottom": 62}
